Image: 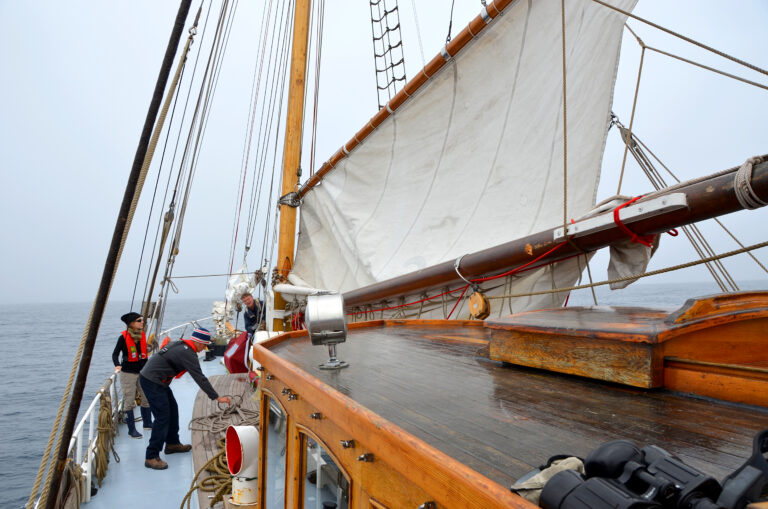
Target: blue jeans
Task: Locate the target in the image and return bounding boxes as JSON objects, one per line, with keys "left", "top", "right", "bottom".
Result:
{"left": 139, "top": 375, "right": 181, "bottom": 459}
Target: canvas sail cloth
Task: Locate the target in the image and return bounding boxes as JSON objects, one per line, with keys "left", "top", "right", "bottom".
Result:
{"left": 293, "top": 0, "right": 637, "bottom": 316}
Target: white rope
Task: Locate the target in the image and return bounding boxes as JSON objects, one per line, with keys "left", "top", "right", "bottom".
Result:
{"left": 734, "top": 156, "right": 767, "bottom": 210}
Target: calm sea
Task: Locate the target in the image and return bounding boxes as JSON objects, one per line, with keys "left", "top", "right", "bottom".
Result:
{"left": 1, "top": 282, "right": 766, "bottom": 508}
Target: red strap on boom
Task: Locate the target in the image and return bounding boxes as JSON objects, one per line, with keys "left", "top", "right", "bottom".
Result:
{"left": 612, "top": 196, "right": 657, "bottom": 248}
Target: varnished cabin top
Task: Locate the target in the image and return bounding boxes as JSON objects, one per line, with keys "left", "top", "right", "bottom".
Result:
{"left": 263, "top": 320, "right": 768, "bottom": 489}
{"left": 485, "top": 291, "right": 768, "bottom": 343}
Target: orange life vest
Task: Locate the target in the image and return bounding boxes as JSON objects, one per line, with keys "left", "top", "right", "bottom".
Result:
{"left": 122, "top": 330, "right": 148, "bottom": 362}
{"left": 172, "top": 339, "right": 199, "bottom": 379}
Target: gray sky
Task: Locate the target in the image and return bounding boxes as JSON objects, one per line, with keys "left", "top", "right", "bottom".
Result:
{"left": 1, "top": 0, "right": 766, "bottom": 305}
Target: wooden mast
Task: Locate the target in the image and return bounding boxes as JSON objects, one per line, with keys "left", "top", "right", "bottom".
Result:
{"left": 274, "top": 0, "right": 312, "bottom": 331}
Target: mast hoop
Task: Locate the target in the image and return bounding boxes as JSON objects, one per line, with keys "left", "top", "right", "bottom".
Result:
{"left": 480, "top": 6, "right": 492, "bottom": 24}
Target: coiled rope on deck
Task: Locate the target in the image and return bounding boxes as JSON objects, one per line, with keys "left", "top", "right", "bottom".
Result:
{"left": 180, "top": 438, "right": 231, "bottom": 509}
{"left": 93, "top": 379, "right": 120, "bottom": 487}
{"left": 182, "top": 395, "right": 260, "bottom": 508}
{"left": 188, "top": 394, "right": 260, "bottom": 433}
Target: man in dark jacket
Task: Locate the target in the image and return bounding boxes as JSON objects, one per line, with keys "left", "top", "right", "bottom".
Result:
{"left": 139, "top": 327, "right": 231, "bottom": 470}
{"left": 241, "top": 292, "right": 264, "bottom": 334}
{"left": 112, "top": 312, "right": 152, "bottom": 439}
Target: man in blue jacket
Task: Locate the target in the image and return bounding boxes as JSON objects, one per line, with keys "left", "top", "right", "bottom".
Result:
{"left": 139, "top": 328, "right": 231, "bottom": 470}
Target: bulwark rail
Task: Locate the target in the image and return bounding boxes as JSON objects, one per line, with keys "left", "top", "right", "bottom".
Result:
{"left": 67, "top": 375, "right": 120, "bottom": 504}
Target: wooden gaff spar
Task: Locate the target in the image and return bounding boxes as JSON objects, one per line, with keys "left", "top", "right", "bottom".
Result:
{"left": 343, "top": 158, "right": 768, "bottom": 310}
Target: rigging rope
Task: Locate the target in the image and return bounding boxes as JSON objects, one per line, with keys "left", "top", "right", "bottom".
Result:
{"left": 644, "top": 46, "right": 768, "bottom": 92}
{"left": 409, "top": 0, "right": 426, "bottom": 68}
{"left": 140, "top": 20, "right": 200, "bottom": 321}
{"left": 243, "top": 0, "right": 293, "bottom": 273}
{"left": 486, "top": 239, "right": 768, "bottom": 302}
{"left": 29, "top": 4, "right": 193, "bottom": 507}
{"left": 255, "top": 2, "right": 294, "bottom": 276}
{"left": 154, "top": 0, "right": 238, "bottom": 334}
{"left": 246, "top": 0, "right": 293, "bottom": 263}
{"left": 140, "top": 0, "right": 215, "bottom": 329}
{"left": 560, "top": 0, "right": 569, "bottom": 235}
{"left": 445, "top": 0, "right": 455, "bottom": 44}
{"left": 615, "top": 25, "right": 645, "bottom": 195}
{"left": 590, "top": 0, "right": 768, "bottom": 78}
{"left": 243, "top": 0, "right": 276, "bottom": 251}
{"left": 132, "top": 8, "right": 201, "bottom": 310}
{"left": 613, "top": 120, "right": 756, "bottom": 292}
{"left": 226, "top": 0, "right": 265, "bottom": 279}
{"left": 309, "top": 0, "right": 325, "bottom": 177}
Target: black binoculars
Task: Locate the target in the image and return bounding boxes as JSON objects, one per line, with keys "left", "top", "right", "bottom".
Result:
{"left": 540, "top": 428, "right": 768, "bottom": 509}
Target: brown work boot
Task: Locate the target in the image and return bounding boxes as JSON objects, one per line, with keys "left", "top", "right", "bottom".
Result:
{"left": 144, "top": 457, "right": 168, "bottom": 470}
{"left": 165, "top": 443, "right": 192, "bottom": 454}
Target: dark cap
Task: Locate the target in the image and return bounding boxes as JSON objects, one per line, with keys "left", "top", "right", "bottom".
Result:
{"left": 121, "top": 312, "right": 142, "bottom": 326}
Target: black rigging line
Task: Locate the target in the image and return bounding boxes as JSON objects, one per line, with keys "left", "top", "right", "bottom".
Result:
{"left": 131, "top": 54, "right": 188, "bottom": 310}
{"left": 309, "top": 0, "right": 326, "bottom": 178}
{"left": 245, "top": 0, "right": 292, "bottom": 252}
{"left": 239, "top": 0, "right": 272, "bottom": 255}
{"left": 259, "top": 5, "right": 294, "bottom": 273}
{"left": 38, "top": 3, "right": 193, "bottom": 508}
{"left": 254, "top": 0, "right": 293, "bottom": 259}
{"left": 146, "top": 0, "right": 229, "bottom": 333}
{"left": 242, "top": 8, "right": 277, "bottom": 254}
{"left": 140, "top": 0, "right": 215, "bottom": 309}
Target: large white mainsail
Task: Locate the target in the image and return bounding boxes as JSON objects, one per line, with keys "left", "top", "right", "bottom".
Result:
{"left": 293, "top": 0, "right": 637, "bottom": 315}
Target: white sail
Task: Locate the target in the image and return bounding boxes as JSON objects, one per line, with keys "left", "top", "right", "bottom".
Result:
{"left": 293, "top": 0, "right": 637, "bottom": 306}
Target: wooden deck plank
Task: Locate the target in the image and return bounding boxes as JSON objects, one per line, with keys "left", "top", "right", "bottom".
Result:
{"left": 268, "top": 323, "right": 768, "bottom": 489}
{"left": 190, "top": 374, "right": 257, "bottom": 509}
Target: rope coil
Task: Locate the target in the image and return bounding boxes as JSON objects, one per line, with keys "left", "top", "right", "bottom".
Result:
{"left": 183, "top": 394, "right": 260, "bottom": 508}
{"left": 734, "top": 156, "right": 768, "bottom": 210}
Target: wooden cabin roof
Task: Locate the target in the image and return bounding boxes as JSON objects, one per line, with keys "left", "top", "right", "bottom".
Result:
{"left": 486, "top": 306, "right": 672, "bottom": 342}
{"left": 265, "top": 320, "right": 768, "bottom": 489}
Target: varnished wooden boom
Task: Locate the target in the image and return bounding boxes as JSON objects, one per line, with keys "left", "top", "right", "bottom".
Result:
{"left": 343, "top": 158, "right": 768, "bottom": 309}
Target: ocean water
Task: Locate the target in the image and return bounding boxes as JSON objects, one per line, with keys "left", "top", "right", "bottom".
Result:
{"left": 1, "top": 282, "right": 766, "bottom": 508}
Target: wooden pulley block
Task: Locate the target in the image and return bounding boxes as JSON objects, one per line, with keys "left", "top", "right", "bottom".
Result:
{"left": 468, "top": 290, "right": 490, "bottom": 319}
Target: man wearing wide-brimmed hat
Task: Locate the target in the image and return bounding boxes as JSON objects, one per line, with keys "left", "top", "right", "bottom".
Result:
{"left": 112, "top": 312, "right": 152, "bottom": 439}
{"left": 139, "top": 328, "right": 231, "bottom": 470}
